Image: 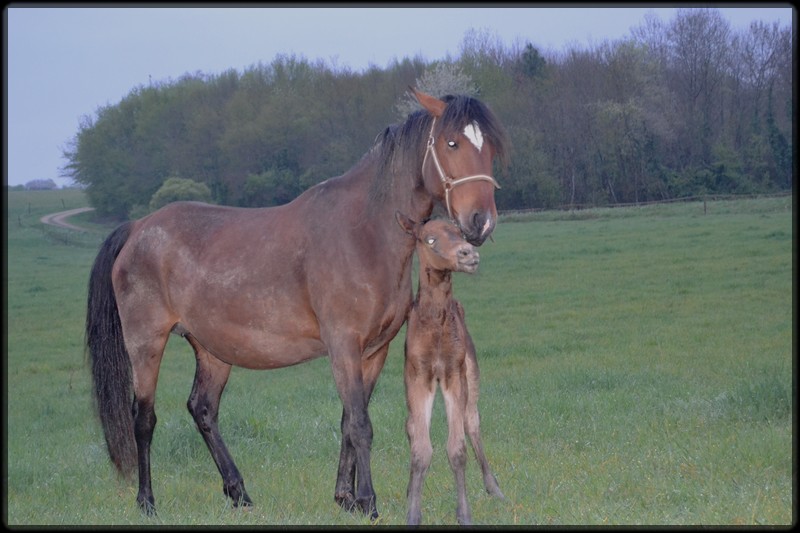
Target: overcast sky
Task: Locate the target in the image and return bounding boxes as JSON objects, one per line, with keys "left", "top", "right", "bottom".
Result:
{"left": 4, "top": 4, "right": 794, "bottom": 187}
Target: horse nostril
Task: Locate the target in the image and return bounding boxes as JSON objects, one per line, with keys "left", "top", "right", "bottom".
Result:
{"left": 470, "top": 211, "right": 494, "bottom": 236}
{"left": 471, "top": 211, "right": 483, "bottom": 230}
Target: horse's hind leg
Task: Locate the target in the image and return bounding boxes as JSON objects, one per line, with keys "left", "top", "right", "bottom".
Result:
{"left": 126, "top": 331, "right": 170, "bottom": 515}
{"left": 133, "top": 391, "right": 158, "bottom": 514}
{"left": 186, "top": 336, "right": 252, "bottom": 507}
{"left": 464, "top": 344, "right": 504, "bottom": 498}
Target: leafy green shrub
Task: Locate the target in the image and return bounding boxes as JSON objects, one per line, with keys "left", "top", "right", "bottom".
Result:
{"left": 149, "top": 177, "right": 213, "bottom": 212}
{"left": 241, "top": 168, "right": 301, "bottom": 207}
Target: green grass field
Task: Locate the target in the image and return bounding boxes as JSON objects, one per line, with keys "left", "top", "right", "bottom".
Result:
{"left": 4, "top": 190, "right": 793, "bottom": 525}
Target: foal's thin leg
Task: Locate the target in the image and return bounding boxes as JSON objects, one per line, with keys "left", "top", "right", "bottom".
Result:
{"left": 464, "top": 345, "right": 504, "bottom": 498}
{"left": 442, "top": 372, "right": 471, "bottom": 526}
{"left": 186, "top": 337, "right": 252, "bottom": 507}
{"left": 405, "top": 368, "right": 436, "bottom": 526}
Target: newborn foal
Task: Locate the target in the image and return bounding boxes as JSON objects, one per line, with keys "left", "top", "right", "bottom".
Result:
{"left": 396, "top": 213, "right": 504, "bottom": 526}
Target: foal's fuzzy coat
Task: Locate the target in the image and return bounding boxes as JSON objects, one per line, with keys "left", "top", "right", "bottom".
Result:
{"left": 396, "top": 213, "right": 504, "bottom": 526}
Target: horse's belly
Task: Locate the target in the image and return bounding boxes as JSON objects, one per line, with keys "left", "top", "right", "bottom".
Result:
{"left": 178, "top": 291, "right": 327, "bottom": 369}
{"left": 184, "top": 320, "right": 328, "bottom": 370}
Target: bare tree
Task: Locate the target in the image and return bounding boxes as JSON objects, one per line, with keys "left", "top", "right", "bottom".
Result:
{"left": 394, "top": 62, "right": 478, "bottom": 119}
{"left": 665, "top": 8, "right": 732, "bottom": 167}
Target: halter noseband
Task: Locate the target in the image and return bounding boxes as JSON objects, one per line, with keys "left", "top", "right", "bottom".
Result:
{"left": 422, "top": 118, "right": 501, "bottom": 219}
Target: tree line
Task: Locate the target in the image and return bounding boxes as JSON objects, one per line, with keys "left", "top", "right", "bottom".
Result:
{"left": 63, "top": 8, "right": 793, "bottom": 219}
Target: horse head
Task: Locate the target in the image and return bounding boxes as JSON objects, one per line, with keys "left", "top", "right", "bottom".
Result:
{"left": 411, "top": 88, "right": 506, "bottom": 246}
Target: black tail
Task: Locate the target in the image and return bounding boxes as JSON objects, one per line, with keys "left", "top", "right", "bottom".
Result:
{"left": 86, "top": 222, "right": 137, "bottom": 479}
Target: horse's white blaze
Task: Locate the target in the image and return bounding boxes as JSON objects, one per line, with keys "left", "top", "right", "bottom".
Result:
{"left": 463, "top": 121, "right": 484, "bottom": 152}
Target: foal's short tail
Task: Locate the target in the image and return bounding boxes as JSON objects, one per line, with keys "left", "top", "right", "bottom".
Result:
{"left": 86, "top": 222, "right": 137, "bottom": 479}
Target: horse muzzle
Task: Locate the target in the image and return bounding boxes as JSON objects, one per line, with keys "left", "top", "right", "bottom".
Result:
{"left": 459, "top": 210, "right": 496, "bottom": 247}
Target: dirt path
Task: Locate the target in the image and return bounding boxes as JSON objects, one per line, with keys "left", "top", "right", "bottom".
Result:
{"left": 40, "top": 207, "right": 95, "bottom": 232}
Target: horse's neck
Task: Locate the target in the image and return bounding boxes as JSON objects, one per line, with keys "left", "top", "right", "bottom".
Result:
{"left": 364, "top": 149, "right": 434, "bottom": 235}
{"left": 325, "top": 147, "right": 436, "bottom": 275}
{"left": 415, "top": 267, "right": 453, "bottom": 316}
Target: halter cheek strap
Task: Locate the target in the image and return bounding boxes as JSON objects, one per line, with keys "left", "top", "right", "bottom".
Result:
{"left": 422, "top": 118, "right": 501, "bottom": 219}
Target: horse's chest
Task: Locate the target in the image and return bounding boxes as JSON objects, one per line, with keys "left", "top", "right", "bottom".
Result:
{"left": 431, "top": 314, "right": 463, "bottom": 350}
{"left": 409, "top": 305, "right": 466, "bottom": 362}
{"left": 362, "top": 291, "right": 412, "bottom": 356}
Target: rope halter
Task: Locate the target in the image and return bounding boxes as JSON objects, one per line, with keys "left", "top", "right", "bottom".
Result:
{"left": 422, "top": 118, "right": 501, "bottom": 220}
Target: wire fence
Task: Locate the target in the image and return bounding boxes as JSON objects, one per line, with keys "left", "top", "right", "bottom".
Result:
{"left": 497, "top": 191, "right": 793, "bottom": 217}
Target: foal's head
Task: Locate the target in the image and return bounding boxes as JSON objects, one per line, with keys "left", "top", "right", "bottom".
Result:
{"left": 396, "top": 213, "right": 480, "bottom": 275}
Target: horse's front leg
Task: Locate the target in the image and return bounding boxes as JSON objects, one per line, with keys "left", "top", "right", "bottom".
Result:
{"left": 334, "top": 407, "right": 357, "bottom": 511}
{"left": 329, "top": 340, "right": 381, "bottom": 520}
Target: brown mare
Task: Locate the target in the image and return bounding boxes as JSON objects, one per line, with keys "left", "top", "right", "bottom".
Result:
{"left": 85, "top": 88, "right": 508, "bottom": 519}
{"left": 396, "top": 215, "right": 504, "bottom": 525}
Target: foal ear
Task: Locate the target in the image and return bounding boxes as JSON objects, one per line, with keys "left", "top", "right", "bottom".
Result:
{"left": 409, "top": 86, "right": 446, "bottom": 118}
{"left": 395, "top": 211, "right": 417, "bottom": 237}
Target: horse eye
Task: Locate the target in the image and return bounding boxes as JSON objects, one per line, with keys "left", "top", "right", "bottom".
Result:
{"left": 426, "top": 236, "right": 436, "bottom": 245}
{"left": 447, "top": 140, "right": 457, "bottom": 148}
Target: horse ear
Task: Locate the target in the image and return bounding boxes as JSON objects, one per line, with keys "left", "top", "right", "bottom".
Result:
{"left": 395, "top": 211, "right": 417, "bottom": 237}
{"left": 409, "top": 87, "right": 446, "bottom": 118}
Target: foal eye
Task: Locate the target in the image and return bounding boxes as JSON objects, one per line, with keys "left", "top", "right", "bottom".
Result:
{"left": 425, "top": 236, "right": 436, "bottom": 246}
{"left": 447, "top": 140, "right": 457, "bottom": 148}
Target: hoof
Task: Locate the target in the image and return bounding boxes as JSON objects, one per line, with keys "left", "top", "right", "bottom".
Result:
{"left": 357, "top": 496, "right": 379, "bottom": 521}
{"left": 224, "top": 483, "right": 253, "bottom": 507}
{"left": 335, "top": 491, "right": 357, "bottom": 512}
{"left": 233, "top": 503, "right": 254, "bottom": 513}
{"left": 137, "top": 497, "right": 156, "bottom": 516}
{"left": 336, "top": 492, "right": 379, "bottom": 521}
{"left": 488, "top": 485, "right": 506, "bottom": 500}
{"left": 233, "top": 496, "right": 253, "bottom": 508}
{"left": 486, "top": 475, "right": 505, "bottom": 499}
